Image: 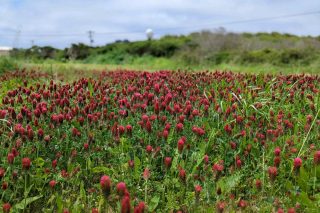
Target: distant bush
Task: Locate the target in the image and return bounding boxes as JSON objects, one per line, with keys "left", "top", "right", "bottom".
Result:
{"left": 149, "top": 36, "right": 190, "bottom": 57}
{"left": 238, "top": 49, "right": 278, "bottom": 64}
{"left": 235, "top": 48, "right": 318, "bottom": 66}
{"left": 85, "top": 51, "right": 135, "bottom": 65}
{"left": 205, "top": 52, "right": 231, "bottom": 64}
{"left": 66, "top": 43, "right": 91, "bottom": 60}
{"left": 278, "top": 49, "right": 316, "bottom": 65}
{"left": 8, "top": 31, "right": 320, "bottom": 67}
{"left": 177, "top": 51, "right": 201, "bottom": 65}
{"left": 127, "top": 41, "right": 151, "bottom": 56}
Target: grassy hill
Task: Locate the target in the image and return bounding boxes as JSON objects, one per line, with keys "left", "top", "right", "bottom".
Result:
{"left": 6, "top": 30, "right": 320, "bottom": 73}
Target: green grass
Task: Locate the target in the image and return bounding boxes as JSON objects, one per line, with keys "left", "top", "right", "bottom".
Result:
{"left": 19, "top": 59, "right": 320, "bottom": 76}
{"left": 0, "top": 57, "right": 18, "bottom": 74}
{"left": 0, "top": 56, "right": 317, "bottom": 82}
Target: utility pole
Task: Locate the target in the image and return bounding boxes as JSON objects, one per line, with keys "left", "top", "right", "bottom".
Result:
{"left": 12, "top": 29, "right": 21, "bottom": 48}
{"left": 87, "top": 30, "right": 94, "bottom": 46}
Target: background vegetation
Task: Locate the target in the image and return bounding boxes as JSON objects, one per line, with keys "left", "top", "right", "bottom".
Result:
{"left": 4, "top": 29, "right": 320, "bottom": 73}
{"left": 0, "top": 57, "right": 18, "bottom": 75}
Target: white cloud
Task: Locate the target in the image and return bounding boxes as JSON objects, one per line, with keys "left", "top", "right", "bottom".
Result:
{"left": 0, "top": 0, "right": 319, "bottom": 48}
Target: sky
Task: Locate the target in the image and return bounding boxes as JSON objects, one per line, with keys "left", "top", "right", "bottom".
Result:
{"left": 0, "top": 0, "right": 319, "bottom": 48}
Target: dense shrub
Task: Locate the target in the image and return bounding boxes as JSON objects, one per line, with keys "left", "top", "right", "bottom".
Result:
{"left": 66, "top": 43, "right": 91, "bottom": 60}
{"left": 8, "top": 32, "right": 320, "bottom": 67}
{"left": 238, "top": 49, "right": 278, "bottom": 64}
{"left": 278, "top": 49, "right": 316, "bottom": 65}
{"left": 205, "top": 52, "right": 231, "bottom": 64}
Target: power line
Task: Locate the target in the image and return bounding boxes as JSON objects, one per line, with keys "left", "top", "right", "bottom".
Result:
{"left": 12, "top": 30, "right": 21, "bottom": 48}
{"left": 0, "top": 30, "right": 144, "bottom": 37}
{"left": 0, "top": 10, "right": 319, "bottom": 38}
{"left": 96, "top": 9, "right": 320, "bottom": 35}
{"left": 155, "top": 10, "right": 320, "bottom": 32}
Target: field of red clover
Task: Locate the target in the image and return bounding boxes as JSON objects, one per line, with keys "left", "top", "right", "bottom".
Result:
{"left": 0, "top": 70, "right": 319, "bottom": 212}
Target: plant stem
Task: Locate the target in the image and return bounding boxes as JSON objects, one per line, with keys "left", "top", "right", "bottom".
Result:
{"left": 104, "top": 198, "right": 108, "bottom": 212}
{"left": 23, "top": 171, "right": 27, "bottom": 213}
{"left": 144, "top": 180, "right": 148, "bottom": 204}
{"left": 313, "top": 166, "right": 317, "bottom": 197}
{"left": 262, "top": 148, "right": 265, "bottom": 194}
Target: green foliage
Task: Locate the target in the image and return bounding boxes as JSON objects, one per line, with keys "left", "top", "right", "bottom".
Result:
{"left": 205, "top": 52, "right": 231, "bottom": 64}
{"left": 149, "top": 195, "right": 160, "bottom": 211}
{"left": 279, "top": 49, "right": 316, "bottom": 65}
{"left": 217, "top": 172, "right": 242, "bottom": 195}
{"left": 66, "top": 43, "right": 91, "bottom": 60}
{"left": 238, "top": 49, "right": 279, "bottom": 64}
{"left": 8, "top": 31, "right": 320, "bottom": 70}
{"left": 0, "top": 57, "right": 17, "bottom": 74}
{"left": 85, "top": 50, "right": 135, "bottom": 64}
{"left": 11, "top": 46, "right": 63, "bottom": 61}
{"left": 237, "top": 48, "right": 319, "bottom": 66}
{"left": 15, "top": 195, "right": 43, "bottom": 210}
